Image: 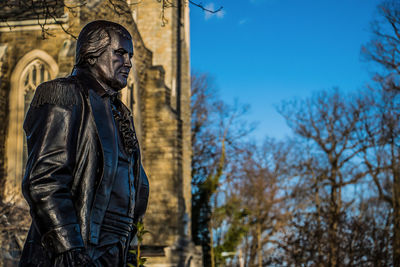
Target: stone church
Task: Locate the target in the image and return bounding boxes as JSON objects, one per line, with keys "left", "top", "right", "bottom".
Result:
{"left": 0, "top": 0, "right": 202, "bottom": 265}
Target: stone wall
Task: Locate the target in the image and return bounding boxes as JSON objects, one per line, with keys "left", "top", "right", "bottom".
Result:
{"left": 0, "top": 28, "right": 71, "bottom": 199}
{"left": 0, "top": 0, "right": 200, "bottom": 265}
{"left": 0, "top": 43, "right": 10, "bottom": 198}
{"left": 135, "top": 0, "right": 193, "bottom": 244}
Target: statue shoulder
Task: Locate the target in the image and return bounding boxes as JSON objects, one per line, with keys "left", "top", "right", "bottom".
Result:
{"left": 30, "top": 76, "right": 85, "bottom": 108}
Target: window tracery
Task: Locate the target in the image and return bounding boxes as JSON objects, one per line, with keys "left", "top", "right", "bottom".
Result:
{"left": 5, "top": 50, "right": 58, "bottom": 202}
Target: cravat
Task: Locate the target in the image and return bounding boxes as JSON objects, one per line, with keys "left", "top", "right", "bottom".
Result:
{"left": 110, "top": 96, "right": 138, "bottom": 156}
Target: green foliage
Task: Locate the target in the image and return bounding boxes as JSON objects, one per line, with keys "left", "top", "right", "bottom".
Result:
{"left": 191, "top": 72, "right": 254, "bottom": 266}
{"left": 128, "top": 221, "right": 149, "bottom": 267}
{"left": 213, "top": 198, "right": 249, "bottom": 265}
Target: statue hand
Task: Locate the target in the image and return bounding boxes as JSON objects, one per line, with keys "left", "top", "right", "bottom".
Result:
{"left": 53, "top": 248, "right": 95, "bottom": 267}
{"left": 126, "top": 250, "right": 137, "bottom": 266}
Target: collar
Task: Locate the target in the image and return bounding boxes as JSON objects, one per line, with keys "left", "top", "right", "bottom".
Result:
{"left": 75, "top": 68, "right": 119, "bottom": 99}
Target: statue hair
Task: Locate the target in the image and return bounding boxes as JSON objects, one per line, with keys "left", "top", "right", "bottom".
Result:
{"left": 75, "top": 20, "right": 132, "bottom": 68}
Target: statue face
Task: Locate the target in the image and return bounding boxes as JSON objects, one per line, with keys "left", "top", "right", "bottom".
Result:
{"left": 91, "top": 31, "right": 133, "bottom": 91}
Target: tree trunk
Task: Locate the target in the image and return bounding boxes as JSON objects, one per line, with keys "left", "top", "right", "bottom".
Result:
{"left": 210, "top": 218, "right": 215, "bottom": 267}
{"left": 315, "top": 187, "right": 323, "bottom": 266}
{"left": 239, "top": 247, "right": 244, "bottom": 267}
{"left": 392, "top": 154, "right": 400, "bottom": 266}
{"left": 328, "top": 185, "right": 338, "bottom": 267}
{"left": 257, "top": 223, "right": 262, "bottom": 267}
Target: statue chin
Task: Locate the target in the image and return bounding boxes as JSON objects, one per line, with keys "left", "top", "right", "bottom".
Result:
{"left": 110, "top": 79, "right": 127, "bottom": 91}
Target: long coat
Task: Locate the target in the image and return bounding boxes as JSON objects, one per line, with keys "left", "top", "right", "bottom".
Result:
{"left": 19, "top": 75, "right": 149, "bottom": 266}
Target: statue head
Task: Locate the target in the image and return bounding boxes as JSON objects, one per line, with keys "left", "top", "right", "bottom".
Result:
{"left": 75, "top": 20, "right": 133, "bottom": 91}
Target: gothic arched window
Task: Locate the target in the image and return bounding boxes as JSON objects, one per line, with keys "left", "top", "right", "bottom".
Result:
{"left": 5, "top": 50, "right": 58, "bottom": 202}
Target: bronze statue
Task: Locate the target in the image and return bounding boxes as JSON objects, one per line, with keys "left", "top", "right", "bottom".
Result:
{"left": 19, "top": 20, "right": 149, "bottom": 266}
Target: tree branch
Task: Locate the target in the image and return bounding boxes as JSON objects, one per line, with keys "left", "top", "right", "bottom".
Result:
{"left": 189, "top": 0, "right": 223, "bottom": 13}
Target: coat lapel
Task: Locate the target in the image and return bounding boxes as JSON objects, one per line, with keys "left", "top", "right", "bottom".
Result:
{"left": 88, "top": 89, "right": 118, "bottom": 244}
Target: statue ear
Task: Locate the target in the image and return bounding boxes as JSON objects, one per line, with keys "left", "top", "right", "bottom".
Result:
{"left": 87, "top": 57, "right": 97, "bottom": 66}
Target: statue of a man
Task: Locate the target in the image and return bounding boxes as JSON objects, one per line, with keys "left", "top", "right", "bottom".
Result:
{"left": 19, "top": 20, "right": 149, "bottom": 266}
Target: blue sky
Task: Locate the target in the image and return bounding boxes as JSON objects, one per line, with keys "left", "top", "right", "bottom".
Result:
{"left": 190, "top": 0, "right": 383, "bottom": 141}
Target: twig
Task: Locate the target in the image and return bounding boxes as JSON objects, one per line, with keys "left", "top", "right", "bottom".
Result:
{"left": 107, "top": 0, "right": 131, "bottom": 16}
{"left": 189, "top": 0, "right": 223, "bottom": 13}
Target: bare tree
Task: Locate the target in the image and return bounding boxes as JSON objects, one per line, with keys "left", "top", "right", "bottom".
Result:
{"left": 277, "top": 196, "right": 392, "bottom": 266}
{"left": 230, "top": 139, "right": 293, "bottom": 267}
{"left": 0, "top": 0, "right": 85, "bottom": 38}
{"left": 360, "top": 1, "right": 400, "bottom": 264}
{"left": 356, "top": 86, "right": 400, "bottom": 265}
{"left": 278, "top": 89, "right": 367, "bottom": 267}
{"left": 0, "top": 0, "right": 223, "bottom": 39}
{"left": 362, "top": 0, "right": 400, "bottom": 91}
{"left": 190, "top": 72, "right": 254, "bottom": 267}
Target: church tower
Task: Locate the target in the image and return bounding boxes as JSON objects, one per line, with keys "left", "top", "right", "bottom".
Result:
{"left": 132, "top": 1, "right": 200, "bottom": 265}
{"left": 0, "top": 0, "right": 201, "bottom": 265}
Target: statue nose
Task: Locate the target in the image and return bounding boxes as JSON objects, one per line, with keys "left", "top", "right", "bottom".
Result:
{"left": 124, "top": 55, "right": 132, "bottom": 68}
